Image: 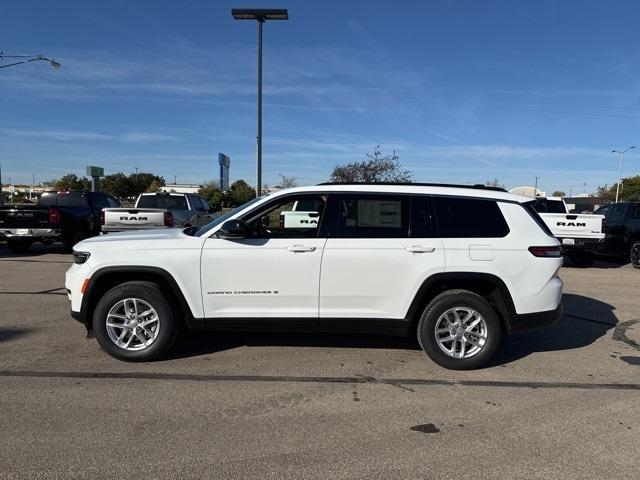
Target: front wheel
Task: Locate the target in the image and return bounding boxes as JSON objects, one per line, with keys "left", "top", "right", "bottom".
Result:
{"left": 93, "top": 281, "right": 181, "bottom": 361}
{"left": 631, "top": 241, "right": 640, "bottom": 269}
{"left": 417, "top": 290, "right": 502, "bottom": 370}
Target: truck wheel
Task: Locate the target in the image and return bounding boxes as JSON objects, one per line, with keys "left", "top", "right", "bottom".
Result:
{"left": 93, "top": 281, "right": 181, "bottom": 361}
{"left": 631, "top": 241, "right": 640, "bottom": 269}
{"left": 6, "top": 239, "right": 33, "bottom": 254}
{"left": 417, "top": 290, "right": 502, "bottom": 370}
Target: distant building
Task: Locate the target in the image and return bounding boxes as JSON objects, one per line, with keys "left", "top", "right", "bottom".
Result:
{"left": 509, "top": 186, "right": 546, "bottom": 197}
{"left": 159, "top": 184, "right": 202, "bottom": 194}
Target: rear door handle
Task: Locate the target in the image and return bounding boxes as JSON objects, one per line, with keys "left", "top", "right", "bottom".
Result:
{"left": 406, "top": 245, "right": 436, "bottom": 253}
{"left": 287, "top": 245, "right": 317, "bottom": 253}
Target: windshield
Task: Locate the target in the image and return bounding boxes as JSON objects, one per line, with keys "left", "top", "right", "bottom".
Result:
{"left": 194, "top": 196, "right": 265, "bottom": 237}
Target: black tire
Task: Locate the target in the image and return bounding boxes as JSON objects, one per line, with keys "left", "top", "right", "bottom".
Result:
{"left": 6, "top": 239, "right": 33, "bottom": 254}
{"left": 93, "top": 281, "right": 181, "bottom": 361}
{"left": 417, "top": 289, "right": 502, "bottom": 370}
{"left": 631, "top": 241, "right": 640, "bottom": 269}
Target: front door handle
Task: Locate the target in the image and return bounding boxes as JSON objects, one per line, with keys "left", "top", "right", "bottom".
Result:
{"left": 406, "top": 245, "right": 436, "bottom": 253}
{"left": 287, "top": 245, "right": 317, "bottom": 253}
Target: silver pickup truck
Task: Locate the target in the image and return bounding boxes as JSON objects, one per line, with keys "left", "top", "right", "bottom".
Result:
{"left": 102, "top": 192, "right": 218, "bottom": 233}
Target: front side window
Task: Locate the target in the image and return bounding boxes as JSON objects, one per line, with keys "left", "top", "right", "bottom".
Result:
{"left": 335, "top": 194, "right": 409, "bottom": 238}
{"left": 434, "top": 196, "right": 509, "bottom": 238}
{"left": 242, "top": 195, "right": 326, "bottom": 239}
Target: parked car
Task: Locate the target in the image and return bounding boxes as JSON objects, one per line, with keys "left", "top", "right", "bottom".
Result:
{"left": 530, "top": 197, "right": 605, "bottom": 265}
{"left": 101, "top": 192, "right": 217, "bottom": 233}
{"left": 594, "top": 202, "right": 640, "bottom": 268}
{"left": 66, "top": 183, "right": 563, "bottom": 369}
{"left": 0, "top": 191, "right": 120, "bottom": 253}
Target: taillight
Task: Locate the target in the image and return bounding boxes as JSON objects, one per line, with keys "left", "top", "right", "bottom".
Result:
{"left": 279, "top": 214, "right": 284, "bottom": 229}
{"left": 164, "top": 211, "right": 174, "bottom": 227}
{"left": 529, "top": 246, "right": 562, "bottom": 257}
{"left": 601, "top": 217, "right": 607, "bottom": 233}
{"left": 49, "top": 207, "right": 61, "bottom": 225}
{"left": 100, "top": 210, "right": 105, "bottom": 226}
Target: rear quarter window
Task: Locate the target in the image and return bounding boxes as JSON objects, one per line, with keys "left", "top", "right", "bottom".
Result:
{"left": 434, "top": 197, "right": 509, "bottom": 238}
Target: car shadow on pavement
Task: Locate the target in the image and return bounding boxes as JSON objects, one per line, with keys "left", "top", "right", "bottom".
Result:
{"left": 563, "top": 256, "right": 629, "bottom": 269}
{"left": 0, "top": 327, "right": 31, "bottom": 344}
{"left": 491, "top": 293, "right": 618, "bottom": 366}
{"left": 166, "top": 293, "right": 616, "bottom": 365}
{"left": 0, "top": 243, "right": 66, "bottom": 258}
{"left": 166, "top": 331, "right": 420, "bottom": 360}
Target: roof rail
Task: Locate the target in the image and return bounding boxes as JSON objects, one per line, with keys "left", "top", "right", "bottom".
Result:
{"left": 316, "top": 182, "right": 507, "bottom": 192}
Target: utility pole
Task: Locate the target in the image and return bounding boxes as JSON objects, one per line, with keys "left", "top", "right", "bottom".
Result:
{"left": 534, "top": 177, "right": 539, "bottom": 196}
{"left": 31, "top": 173, "right": 35, "bottom": 200}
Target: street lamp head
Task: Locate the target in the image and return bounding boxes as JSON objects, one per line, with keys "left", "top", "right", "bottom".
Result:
{"left": 611, "top": 150, "right": 618, "bottom": 153}
{"left": 48, "top": 59, "right": 61, "bottom": 69}
{"left": 232, "top": 8, "right": 289, "bottom": 21}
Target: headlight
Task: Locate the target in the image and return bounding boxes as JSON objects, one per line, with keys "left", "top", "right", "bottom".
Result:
{"left": 72, "top": 251, "right": 91, "bottom": 264}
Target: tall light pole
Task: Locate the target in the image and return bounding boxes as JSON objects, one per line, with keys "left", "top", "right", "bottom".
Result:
{"left": 611, "top": 146, "right": 635, "bottom": 203}
{"left": 534, "top": 176, "right": 539, "bottom": 196}
{"left": 232, "top": 8, "right": 289, "bottom": 196}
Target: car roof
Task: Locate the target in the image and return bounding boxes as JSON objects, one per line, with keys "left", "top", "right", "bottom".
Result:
{"left": 268, "top": 183, "right": 528, "bottom": 203}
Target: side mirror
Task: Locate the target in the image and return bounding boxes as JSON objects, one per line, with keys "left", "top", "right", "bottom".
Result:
{"left": 217, "top": 219, "right": 247, "bottom": 239}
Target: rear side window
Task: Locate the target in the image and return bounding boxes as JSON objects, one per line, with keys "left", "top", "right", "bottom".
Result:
{"left": 138, "top": 195, "right": 188, "bottom": 210}
{"left": 434, "top": 197, "right": 509, "bottom": 238}
{"left": 530, "top": 198, "right": 566, "bottom": 214}
{"left": 56, "top": 194, "right": 88, "bottom": 207}
{"left": 335, "top": 194, "right": 409, "bottom": 238}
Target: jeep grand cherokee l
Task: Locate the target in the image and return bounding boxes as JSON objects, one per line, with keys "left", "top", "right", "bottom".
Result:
{"left": 65, "top": 183, "right": 563, "bottom": 369}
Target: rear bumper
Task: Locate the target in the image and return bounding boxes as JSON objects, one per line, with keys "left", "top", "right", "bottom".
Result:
{"left": 508, "top": 304, "right": 563, "bottom": 333}
{"left": 559, "top": 237, "right": 604, "bottom": 253}
{"left": 0, "top": 228, "right": 62, "bottom": 241}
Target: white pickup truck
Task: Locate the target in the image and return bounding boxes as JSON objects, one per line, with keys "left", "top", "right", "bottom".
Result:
{"left": 279, "top": 198, "right": 323, "bottom": 229}
{"left": 102, "top": 192, "right": 216, "bottom": 233}
{"left": 531, "top": 197, "right": 605, "bottom": 265}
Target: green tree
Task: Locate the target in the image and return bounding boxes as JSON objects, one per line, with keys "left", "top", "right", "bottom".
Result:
{"left": 329, "top": 146, "right": 412, "bottom": 183}
{"left": 552, "top": 191, "right": 566, "bottom": 197}
{"left": 100, "top": 173, "right": 133, "bottom": 198}
{"left": 228, "top": 180, "right": 256, "bottom": 206}
{"left": 146, "top": 179, "right": 163, "bottom": 193}
{"left": 597, "top": 175, "right": 640, "bottom": 203}
{"left": 198, "top": 182, "right": 227, "bottom": 210}
{"left": 130, "top": 172, "right": 165, "bottom": 196}
{"left": 53, "top": 174, "right": 91, "bottom": 191}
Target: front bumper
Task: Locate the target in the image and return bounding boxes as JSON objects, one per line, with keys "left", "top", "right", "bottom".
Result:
{"left": 508, "top": 304, "right": 563, "bottom": 333}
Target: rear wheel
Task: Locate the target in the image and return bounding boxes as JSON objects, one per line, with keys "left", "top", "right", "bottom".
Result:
{"left": 6, "top": 239, "right": 33, "bottom": 254}
{"left": 631, "top": 241, "right": 640, "bottom": 269}
{"left": 417, "top": 290, "right": 502, "bottom": 370}
{"left": 93, "top": 281, "right": 181, "bottom": 361}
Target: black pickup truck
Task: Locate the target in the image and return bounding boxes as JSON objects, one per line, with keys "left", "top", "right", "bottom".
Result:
{"left": 594, "top": 202, "right": 640, "bottom": 268}
{"left": 0, "top": 191, "right": 120, "bottom": 253}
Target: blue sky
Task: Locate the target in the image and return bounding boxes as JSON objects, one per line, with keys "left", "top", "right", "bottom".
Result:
{"left": 1, "top": 0, "right": 639, "bottom": 193}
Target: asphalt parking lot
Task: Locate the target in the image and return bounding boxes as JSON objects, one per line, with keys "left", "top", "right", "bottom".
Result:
{"left": 1, "top": 244, "right": 639, "bottom": 479}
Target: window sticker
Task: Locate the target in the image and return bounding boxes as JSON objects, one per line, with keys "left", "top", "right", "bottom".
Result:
{"left": 357, "top": 200, "right": 402, "bottom": 228}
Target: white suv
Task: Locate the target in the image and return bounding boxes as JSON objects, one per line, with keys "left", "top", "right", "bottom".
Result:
{"left": 66, "top": 183, "right": 563, "bottom": 369}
